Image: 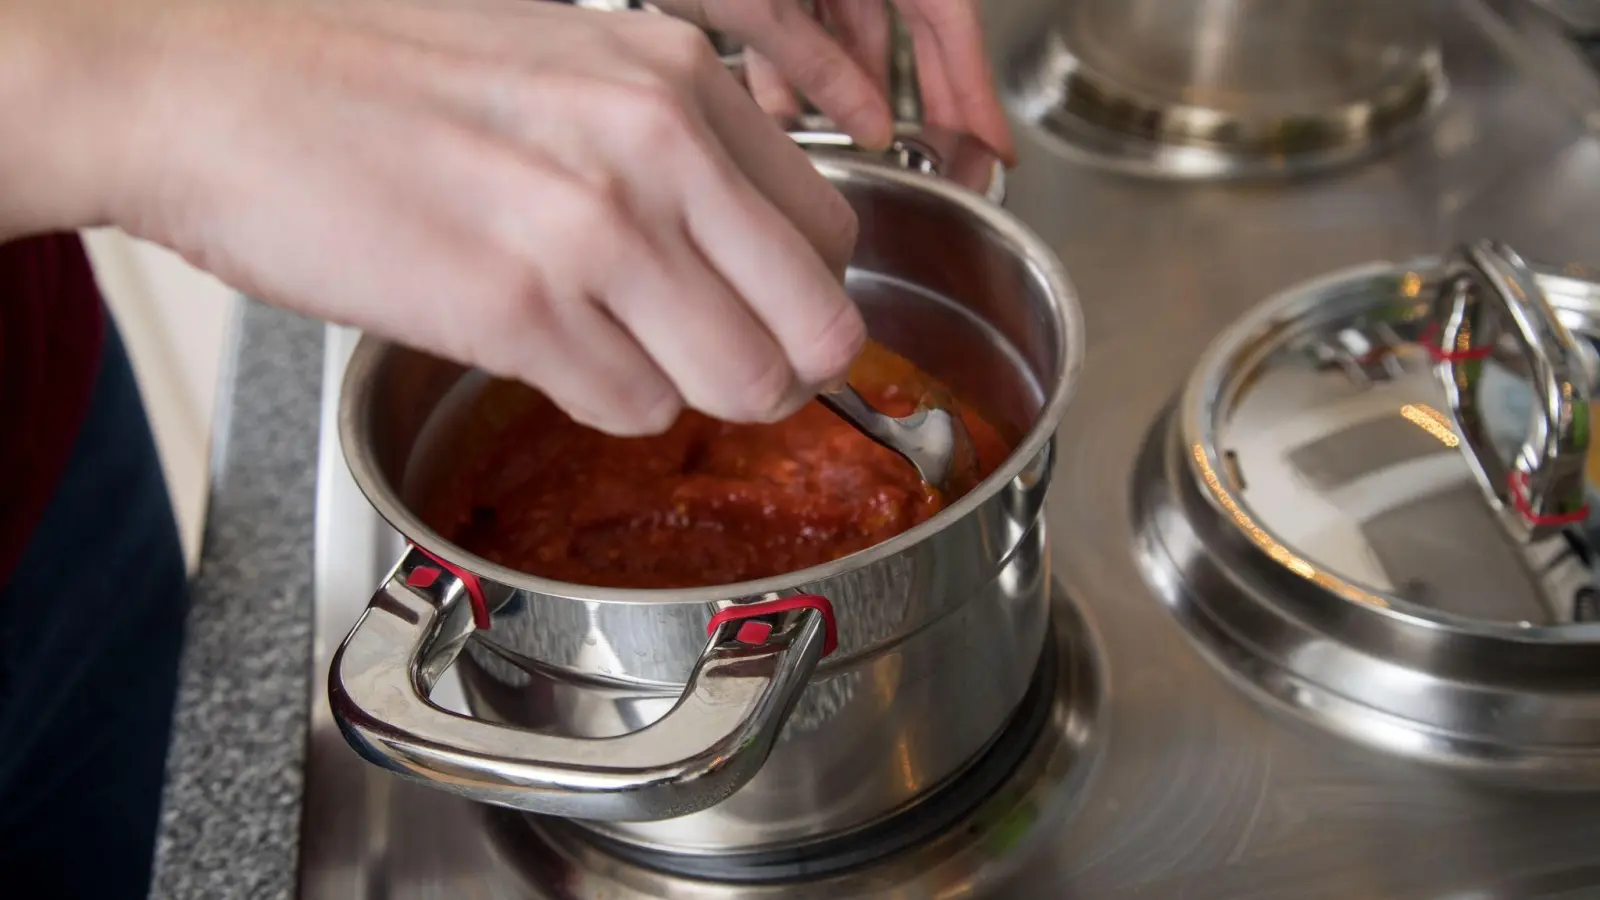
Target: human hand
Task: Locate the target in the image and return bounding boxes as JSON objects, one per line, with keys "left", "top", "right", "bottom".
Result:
{"left": 649, "top": 0, "right": 1015, "bottom": 164}
{"left": 6, "top": 0, "right": 865, "bottom": 434}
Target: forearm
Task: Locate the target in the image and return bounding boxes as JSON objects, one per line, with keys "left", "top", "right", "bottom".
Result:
{"left": 0, "top": 0, "right": 158, "bottom": 242}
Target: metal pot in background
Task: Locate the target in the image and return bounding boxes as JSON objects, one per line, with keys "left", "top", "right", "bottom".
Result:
{"left": 1008, "top": 0, "right": 1449, "bottom": 178}
{"left": 327, "top": 129, "right": 1084, "bottom": 855}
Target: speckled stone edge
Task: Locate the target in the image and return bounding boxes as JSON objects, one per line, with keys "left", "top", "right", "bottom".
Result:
{"left": 150, "top": 300, "right": 324, "bottom": 900}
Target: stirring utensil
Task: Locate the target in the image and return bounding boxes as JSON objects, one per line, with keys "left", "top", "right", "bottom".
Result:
{"left": 816, "top": 341, "right": 981, "bottom": 497}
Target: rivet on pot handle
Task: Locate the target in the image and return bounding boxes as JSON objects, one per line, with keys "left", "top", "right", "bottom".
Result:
{"left": 1429, "top": 239, "right": 1593, "bottom": 541}
{"left": 328, "top": 545, "right": 833, "bottom": 821}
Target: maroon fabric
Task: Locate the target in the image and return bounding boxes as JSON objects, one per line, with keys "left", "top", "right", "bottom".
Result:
{"left": 0, "top": 233, "right": 106, "bottom": 585}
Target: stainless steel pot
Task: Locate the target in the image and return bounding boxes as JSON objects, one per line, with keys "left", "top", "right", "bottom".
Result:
{"left": 1007, "top": 0, "right": 1447, "bottom": 180}
{"left": 328, "top": 129, "right": 1082, "bottom": 855}
{"left": 1051, "top": 0, "right": 1444, "bottom": 152}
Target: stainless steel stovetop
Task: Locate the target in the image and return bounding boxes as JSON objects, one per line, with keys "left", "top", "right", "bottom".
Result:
{"left": 299, "top": 2, "right": 1600, "bottom": 897}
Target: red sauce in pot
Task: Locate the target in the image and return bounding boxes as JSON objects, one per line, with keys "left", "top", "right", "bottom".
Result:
{"left": 424, "top": 362, "right": 1013, "bottom": 589}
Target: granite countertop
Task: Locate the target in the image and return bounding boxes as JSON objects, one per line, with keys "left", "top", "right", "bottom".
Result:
{"left": 150, "top": 300, "right": 325, "bottom": 900}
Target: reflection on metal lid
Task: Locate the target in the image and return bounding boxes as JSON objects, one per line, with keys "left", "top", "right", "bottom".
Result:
{"left": 1132, "top": 246, "right": 1600, "bottom": 785}
{"left": 1180, "top": 250, "right": 1600, "bottom": 627}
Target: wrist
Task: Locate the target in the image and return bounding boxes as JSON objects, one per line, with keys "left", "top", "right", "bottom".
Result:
{"left": 0, "top": 0, "right": 167, "bottom": 242}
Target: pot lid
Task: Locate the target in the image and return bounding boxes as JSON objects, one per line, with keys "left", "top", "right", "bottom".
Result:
{"left": 1180, "top": 240, "right": 1600, "bottom": 629}
{"left": 1133, "top": 240, "right": 1600, "bottom": 781}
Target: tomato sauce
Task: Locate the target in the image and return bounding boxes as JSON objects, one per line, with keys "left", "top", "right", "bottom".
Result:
{"left": 424, "top": 367, "right": 1013, "bottom": 589}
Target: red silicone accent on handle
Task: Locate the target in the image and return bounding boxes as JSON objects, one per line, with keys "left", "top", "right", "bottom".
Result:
{"left": 405, "top": 567, "right": 441, "bottom": 589}
{"left": 707, "top": 594, "right": 838, "bottom": 658}
{"left": 410, "top": 544, "right": 492, "bottom": 629}
{"left": 1508, "top": 470, "right": 1590, "bottom": 527}
{"left": 1419, "top": 321, "right": 1495, "bottom": 363}
{"left": 735, "top": 620, "right": 774, "bottom": 645}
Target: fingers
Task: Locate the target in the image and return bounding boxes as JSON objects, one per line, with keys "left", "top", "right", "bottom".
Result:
{"left": 420, "top": 14, "right": 863, "bottom": 422}
{"left": 624, "top": 18, "right": 864, "bottom": 398}
{"left": 334, "top": 4, "right": 864, "bottom": 428}
{"left": 616, "top": 47, "right": 864, "bottom": 392}
{"left": 680, "top": 0, "right": 894, "bottom": 149}
{"left": 500, "top": 292, "right": 685, "bottom": 436}
{"left": 395, "top": 136, "right": 689, "bottom": 436}
{"left": 819, "top": 0, "right": 892, "bottom": 91}
{"left": 742, "top": 48, "right": 801, "bottom": 122}
{"left": 517, "top": 100, "right": 826, "bottom": 426}
{"left": 463, "top": 137, "right": 809, "bottom": 430}
{"left": 599, "top": 232, "right": 814, "bottom": 424}
{"left": 689, "top": 50, "right": 858, "bottom": 279}
{"left": 673, "top": 143, "right": 866, "bottom": 393}
{"left": 903, "top": 14, "right": 959, "bottom": 137}
{"left": 895, "top": 0, "right": 1015, "bottom": 163}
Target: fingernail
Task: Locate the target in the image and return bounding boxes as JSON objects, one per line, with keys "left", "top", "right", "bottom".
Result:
{"left": 762, "top": 391, "right": 810, "bottom": 423}
{"left": 818, "top": 375, "right": 850, "bottom": 394}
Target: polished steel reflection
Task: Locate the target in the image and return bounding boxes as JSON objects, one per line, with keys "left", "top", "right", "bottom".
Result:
{"left": 815, "top": 381, "right": 977, "bottom": 496}
{"left": 1429, "top": 241, "right": 1592, "bottom": 540}
{"left": 330, "top": 545, "right": 830, "bottom": 821}
{"left": 329, "top": 146, "right": 1083, "bottom": 850}
{"left": 1133, "top": 255, "right": 1600, "bottom": 783}
{"left": 1539, "top": 260, "right": 1600, "bottom": 338}
{"left": 301, "top": 3, "right": 1600, "bottom": 897}
{"left": 1004, "top": 0, "right": 1447, "bottom": 179}
{"left": 479, "top": 592, "right": 1103, "bottom": 899}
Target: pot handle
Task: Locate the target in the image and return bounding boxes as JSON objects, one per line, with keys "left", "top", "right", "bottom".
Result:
{"left": 785, "top": 122, "right": 1008, "bottom": 205}
{"left": 574, "top": 2, "right": 1006, "bottom": 201}
{"left": 1429, "top": 239, "right": 1593, "bottom": 541}
{"left": 328, "top": 545, "right": 834, "bottom": 821}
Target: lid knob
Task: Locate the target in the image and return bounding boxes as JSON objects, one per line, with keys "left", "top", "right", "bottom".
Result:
{"left": 1429, "top": 240, "right": 1593, "bottom": 543}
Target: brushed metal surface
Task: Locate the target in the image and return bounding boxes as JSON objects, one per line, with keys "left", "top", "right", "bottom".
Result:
{"left": 301, "top": 1, "right": 1600, "bottom": 896}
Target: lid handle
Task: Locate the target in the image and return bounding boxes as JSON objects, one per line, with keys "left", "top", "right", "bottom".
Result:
{"left": 1430, "top": 240, "right": 1593, "bottom": 542}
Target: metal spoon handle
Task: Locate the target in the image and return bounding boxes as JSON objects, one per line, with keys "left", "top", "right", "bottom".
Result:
{"left": 817, "top": 385, "right": 910, "bottom": 456}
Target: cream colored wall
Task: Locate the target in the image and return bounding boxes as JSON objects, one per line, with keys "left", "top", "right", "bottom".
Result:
{"left": 81, "top": 228, "right": 236, "bottom": 575}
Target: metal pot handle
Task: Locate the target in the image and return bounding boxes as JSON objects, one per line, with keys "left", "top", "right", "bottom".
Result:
{"left": 785, "top": 121, "right": 1008, "bottom": 205}
{"left": 328, "top": 545, "right": 833, "bottom": 821}
{"left": 1430, "top": 239, "right": 1593, "bottom": 541}
{"left": 576, "top": 1, "right": 1006, "bottom": 201}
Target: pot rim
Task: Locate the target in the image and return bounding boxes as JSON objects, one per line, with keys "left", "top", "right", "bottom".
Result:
{"left": 338, "top": 158, "right": 1084, "bottom": 605}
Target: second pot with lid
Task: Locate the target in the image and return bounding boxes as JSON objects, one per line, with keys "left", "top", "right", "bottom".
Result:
{"left": 1135, "top": 239, "right": 1600, "bottom": 783}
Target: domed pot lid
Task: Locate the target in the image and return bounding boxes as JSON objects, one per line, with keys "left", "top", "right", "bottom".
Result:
{"left": 1135, "top": 239, "right": 1600, "bottom": 784}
